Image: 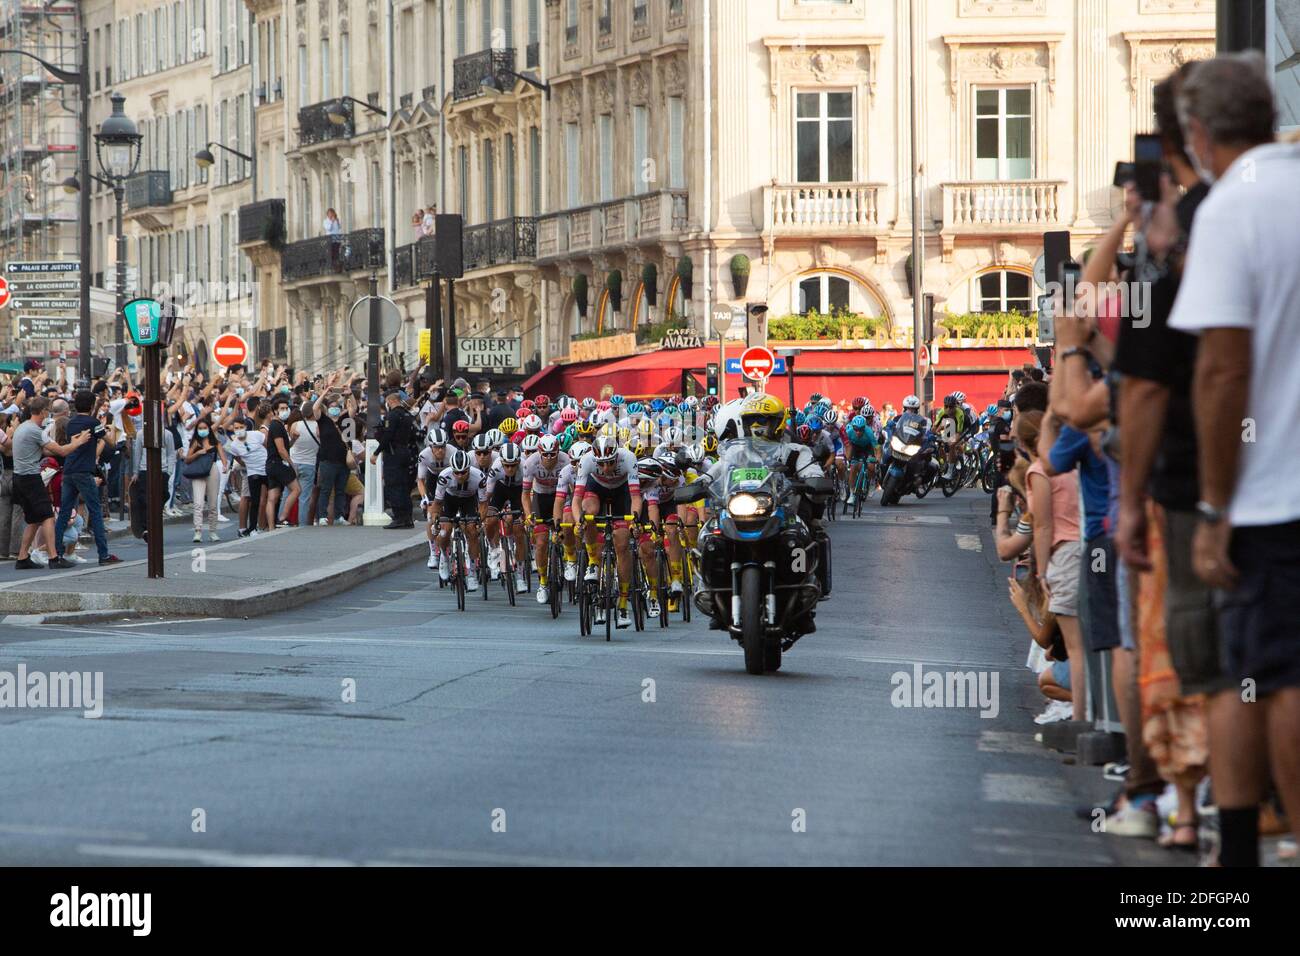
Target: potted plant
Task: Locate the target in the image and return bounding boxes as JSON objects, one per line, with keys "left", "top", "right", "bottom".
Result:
{"left": 573, "top": 274, "right": 588, "bottom": 318}
{"left": 904, "top": 252, "right": 914, "bottom": 298}
{"left": 675, "top": 256, "right": 691, "bottom": 300}
{"left": 729, "top": 253, "right": 750, "bottom": 298}
{"left": 606, "top": 269, "right": 623, "bottom": 313}
{"left": 641, "top": 263, "right": 658, "bottom": 307}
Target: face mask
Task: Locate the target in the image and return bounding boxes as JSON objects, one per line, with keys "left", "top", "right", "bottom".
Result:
{"left": 278, "top": 409, "right": 291, "bottom": 421}
{"left": 197, "top": 429, "right": 210, "bottom": 438}
{"left": 279, "top": 386, "right": 291, "bottom": 395}
{"left": 234, "top": 429, "right": 247, "bottom": 439}
{"left": 327, "top": 406, "right": 342, "bottom": 418}
{"left": 236, "top": 388, "right": 245, "bottom": 396}
{"left": 311, "top": 393, "right": 318, "bottom": 401}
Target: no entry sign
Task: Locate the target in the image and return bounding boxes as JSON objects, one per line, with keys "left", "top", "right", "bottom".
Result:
{"left": 0, "top": 277, "right": 9, "bottom": 310}
{"left": 212, "top": 333, "right": 249, "bottom": 368}
{"left": 739, "top": 346, "right": 776, "bottom": 381}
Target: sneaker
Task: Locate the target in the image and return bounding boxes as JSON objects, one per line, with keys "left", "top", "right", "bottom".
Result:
{"left": 616, "top": 606, "right": 631, "bottom": 629}
{"left": 98, "top": 555, "right": 122, "bottom": 566}
{"left": 30, "top": 549, "right": 48, "bottom": 566}
{"left": 846, "top": 493, "right": 857, "bottom": 506}
{"left": 584, "top": 564, "right": 599, "bottom": 582}
{"left": 647, "top": 596, "right": 661, "bottom": 618}
{"left": 69, "top": 554, "right": 89, "bottom": 564}
{"left": 193, "top": 531, "right": 202, "bottom": 543}
{"left": 438, "top": 555, "right": 450, "bottom": 583}
{"left": 216, "top": 514, "right": 231, "bottom": 523}
{"left": 668, "top": 579, "right": 683, "bottom": 595}
{"left": 515, "top": 573, "right": 528, "bottom": 593}
{"left": 1102, "top": 761, "right": 1130, "bottom": 783}
{"left": 14, "top": 557, "right": 41, "bottom": 570}
{"left": 593, "top": 605, "right": 606, "bottom": 625}
{"left": 427, "top": 550, "right": 438, "bottom": 570}
{"left": 563, "top": 561, "right": 577, "bottom": 582}
{"left": 1033, "top": 700, "right": 1073, "bottom": 725}
{"left": 536, "top": 585, "right": 550, "bottom": 604}
{"left": 238, "top": 528, "right": 252, "bottom": 538}
{"left": 487, "top": 546, "right": 503, "bottom": 576}
{"left": 465, "top": 573, "right": 479, "bottom": 593}
{"left": 1106, "top": 795, "right": 1159, "bottom": 838}
{"left": 208, "top": 532, "right": 221, "bottom": 543}
{"left": 47, "top": 557, "right": 75, "bottom": 569}
{"left": 248, "top": 529, "right": 261, "bottom": 538}
{"left": 318, "top": 518, "right": 330, "bottom": 526}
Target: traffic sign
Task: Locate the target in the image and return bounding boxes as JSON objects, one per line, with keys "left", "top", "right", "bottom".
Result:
{"left": 18, "top": 316, "right": 79, "bottom": 339}
{"left": 5, "top": 278, "right": 78, "bottom": 294}
{"left": 212, "top": 332, "right": 249, "bottom": 368}
{"left": 348, "top": 295, "right": 402, "bottom": 347}
{"left": 5, "top": 260, "right": 79, "bottom": 275}
{"left": 918, "top": 345, "right": 929, "bottom": 370}
{"left": 724, "top": 356, "right": 785, "bottom": 376}
{"left": 0, "top": 277, "right": 8, "bottom": 310}
{"left": 10, "top": 297, "right": 78, "bottom": 312}
{"left": 739, "top": 346, "right": 776, "bottom": 381}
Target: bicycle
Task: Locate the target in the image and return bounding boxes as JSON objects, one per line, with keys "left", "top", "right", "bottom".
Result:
{"left": 488, "top": 507, "right": 528, "bottom": 607}
{"left": 580, "top": 514, "right": 633, "bottom": 641}
{"left": 641, "top": 522, "right": 671, "bottom": 629}
{"left": 441, "top": 514, "right": 479, "bottom": 612}
{"left": 849, "top": 459, "right": 876, "bottom": 519}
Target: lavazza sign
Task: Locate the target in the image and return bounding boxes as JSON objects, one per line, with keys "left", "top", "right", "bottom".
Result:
{"left": 457, "top": 336, "right": 521, "bottom": 370}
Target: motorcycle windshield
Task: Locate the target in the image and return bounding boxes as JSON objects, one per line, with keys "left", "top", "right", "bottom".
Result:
{"left": 896, "top": 413, "right": 928, "bottom": 441}
{"left": 709, "top": 438, "right": 795, "bottom": 509}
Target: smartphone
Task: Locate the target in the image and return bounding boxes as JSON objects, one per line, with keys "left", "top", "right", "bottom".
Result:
{"left": 1013, "top": 561, "right": 1032, "bottom": 582}
{"left": 1061, "top": 261, "right": 1083, "bottom": 301}
{"left": 1036, "top": 293, "right": 1056, "bottom": 346}
{"left": 1113, "top": 161, "right": 1135, "bottom": 188}
{"left": 1134, "top": 133, "right": 1163, "bottom": 202}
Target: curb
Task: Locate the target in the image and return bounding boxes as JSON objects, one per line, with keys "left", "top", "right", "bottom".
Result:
{"left": 0, "top": 533, "right": 428, "bottom": 620}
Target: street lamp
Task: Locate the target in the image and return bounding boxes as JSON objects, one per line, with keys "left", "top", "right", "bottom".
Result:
{"left": 480, "top": 67, "right": 552, "bottom": 99}
{"left": 0, "top": 38, "right": 90, "bottom": 382}
{"left": 94, "top": 92, "right": 142, "bottom": 369}
{"left": 194, "top": 140, "right": 253, "bottom": 169}
{"left": 325, "top": 95, "right": 387, "bottom": 125}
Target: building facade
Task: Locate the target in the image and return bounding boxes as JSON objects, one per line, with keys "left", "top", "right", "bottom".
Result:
{"left": 63, "top": 0, "right": 1215, "bottom": 378}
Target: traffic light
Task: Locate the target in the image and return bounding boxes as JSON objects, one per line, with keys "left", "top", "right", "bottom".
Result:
{"left": 705, "top": 362, "right": 719, "bottom": 396}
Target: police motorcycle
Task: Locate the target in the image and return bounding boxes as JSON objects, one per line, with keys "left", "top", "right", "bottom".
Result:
{"left": 879, "top": 410, "right": 939, "bottom": 507}
{"left": 672, "top": 396, "right": 832, "bottom": 675}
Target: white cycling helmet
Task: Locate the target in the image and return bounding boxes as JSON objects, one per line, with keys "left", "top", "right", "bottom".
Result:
{"left": 498, "top": 442, "right": 522, "bottom": 465}
{"left": 593, "top": 435, "right": 619, "bottom": 462}
{"left": 537, "top": 434, "right": 560, "bottom": 455}
{"left": 521, "top": 433, "right": 541, "bottom": 454}
{"left": 449, "top": 449, "right": 473, "bottom": 473}
{"left": 902, "top": 394, "right": 922, "bottom": 412}
{"left": 569, "top": 440, "right": 592, "bottom": 460}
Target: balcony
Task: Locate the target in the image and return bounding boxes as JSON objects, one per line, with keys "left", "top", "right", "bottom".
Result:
{"left": 940, "top": 180, "right": 1064, "bottom": 234}
{"left": 125, "top": 171, "right": 172, "bottom": 210}
{"left": 462, "top": 216, "right": 537, "bottom": 271}
{"left": 281, "top": 228, "right": 385, "bottom": 283}
{"left": 763, "top": 183, "right": 886, "bottom": 237}
{"left": 237, "top": 198, "right": 285, "bottom": 246}
{"left": 537, "top": 190, "right": 688, "bottom": 259}
{"left": 297, "top": 99, "right": 353, "bottom": 147}
{"left": 453, "top": 48, "right": 516, "bottom": 101}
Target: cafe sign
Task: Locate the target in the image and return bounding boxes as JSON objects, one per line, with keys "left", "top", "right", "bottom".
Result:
{"left": 661, "top": 328, "right": 703, "bottom": 350}
{"left": 456, "top": 336, "right": 521, "bottom": 370}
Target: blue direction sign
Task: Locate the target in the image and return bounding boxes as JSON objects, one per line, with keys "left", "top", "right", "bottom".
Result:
{"left": 725, "top": 357, "right": 786, "bottom": 375}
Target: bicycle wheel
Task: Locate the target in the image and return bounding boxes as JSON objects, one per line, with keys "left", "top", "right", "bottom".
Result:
{"left": 502, "top": 535, "right": 516, "bottom": 607}
{"left": 603, "top": 552, "right": 617, "bottom": 642}
{"left": 454, "top": 533, "right": 466, "bottom": 612}
{"left": 548, "top": 539, "right": 564, "bottom": 619}
{"left": 680, "top": 545, "right": 694, "bottom": 623}
{"left": 656, "top": 546, "right": 671, "bottom": 629}
{"left": 631, "top": 556, "right": 646, "bottom": 632}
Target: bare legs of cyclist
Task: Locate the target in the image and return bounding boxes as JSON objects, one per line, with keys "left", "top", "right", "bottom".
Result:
{"left": 664, "top": 515, "right": 685, "bottom": 608}
{"left": 638, "top": 522, "right": 661, "bottom": 617}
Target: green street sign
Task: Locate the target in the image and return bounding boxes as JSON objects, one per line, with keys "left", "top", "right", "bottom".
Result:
{"left": 123, "top": 297, "right": 161, "bottom": 346}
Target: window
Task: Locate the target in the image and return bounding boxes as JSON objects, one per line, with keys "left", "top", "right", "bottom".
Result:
{"left": 565, "top": 122, "right": 579, "bottom": 208}
{"left": 795, "top": 90, "right": 853, "bottom": 182}
{"left": 321, "top": 38, "right": 331, "bottom": 99}
{"left": 977, "top": 270, "right": 1033, "bottom": 313}
{"left": 484, "top": 140, "right": 496, "bottom": 221}
{"left": 975, "top": 88, "right": 1032, "bottom": 180}
{"left": 798, "top": 273, "right": 850, "bottom": 315}
{"left": 370, "top": 160, "right": 383, "bottom": 228}
{"left": 503, "top": 0, "right": 514, "bottom": 52}
{"left": 669, "top": 96, "right": 685, "bottom": 189}
{"left": 400, "top": 10, "right": 414, "bottom": 94}
{"left": 482, "top": 0, "right": 492, "bottom": 49}
{"left": 599, "top": 0, "right": 611, "bottom": 35}
{"left": 298, "top": 44, "right": 308, "bottom": 105}
{"left": 565, "top": 0, "right": 577, "bottom": 44}
{"left": 530, "top": 126, "right": 541, "bottom": 216}
{"left": 457, "top": 0, "right": 466, "bottom": 56}
{"left": 634, "top": 0, "right": 647, "bottom": 25}
{"left": 505, "top": 133, "right": 516, "bottom": 217}
{"left": 598, "top": 114, "right": 613, "bottom": 202}
{"left": 632, "top": 105, "right": 649, "bottom": 194}
{"left": 300, "top": 176, "right": 312, "bottom": 237}
{"left": 528, "top": 0, "right": 538, "bottom": 46}
{"left": 218, "top": 0, "right": 228, "bottom": 71}
{"left": 340, "top": 31, "right": 349, "bottom": 96}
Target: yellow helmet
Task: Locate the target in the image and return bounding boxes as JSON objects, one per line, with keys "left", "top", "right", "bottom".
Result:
{"left": 701, "top": 433, "right": 718, "bottom": 454}
{"left": 739, "top": 393, "right": 787, "bottom": 440}
{"left": 499, "top": 417, "right": 519, "bottom": 436}
{"left": 629, "top": 438, "right": 647, "bottom": 458}
{"left": 575, "top": 419, "right": 597, "bottom": 438}
{"left": 616, "top": 426, "right": 632, "bottom": 445}
{"left": 598, "top": 422, "right": 618, "bottom": 440}
{"left": 636, "top": 418, "right": 655, "bottom": 437}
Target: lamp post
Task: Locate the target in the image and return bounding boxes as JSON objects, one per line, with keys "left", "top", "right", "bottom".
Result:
{"left": 1, "top": 40, "right": 89, "bottom": 381}
{"left": 194, "top": 140, "right": 253, "bottom": 173}
{"left": 93, "top": 92, "right": 143, "bottom": 370}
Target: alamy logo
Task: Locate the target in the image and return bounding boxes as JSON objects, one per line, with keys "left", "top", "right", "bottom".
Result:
{"left": 50, "top": 886, "right": 151, "bottom": 936}
{"left": 0, "top": 666, "right": 103, "bottom": 718}
{"left": 890, "top": 663, "right": 1000, "bottom": 719}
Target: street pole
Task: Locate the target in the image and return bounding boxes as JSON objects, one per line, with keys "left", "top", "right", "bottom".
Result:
{"left": 77, "top": 30, "right": 91, "bottom": 384}
{"left": 428, "top": 273, "right": 443, "bottom": 381}
{"left": 785, "top": 353, "right": 796, "bottom": 411}
{"left": 114, "top": 185, "right": 126, "bottom": 370}
{"left": 366, "top": 274, "right": 380, "bottom": 433}
{"left": 446, "top": 277, "right": 457, "bottom": 381}
{"left": 908, "top": 0, "right": 923, "bottom": 409}
{"left": 142, "top": 340, "right": 163, "bottom": 578}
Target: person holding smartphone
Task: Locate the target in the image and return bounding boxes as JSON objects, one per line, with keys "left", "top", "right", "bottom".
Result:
{"left": 51, "top": 390, "right": 122, "bottom": 566}
{"left": 183, "top": 414, "right": 227, "bottom": 542}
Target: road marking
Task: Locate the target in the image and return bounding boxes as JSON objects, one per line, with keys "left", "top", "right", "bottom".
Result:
{"left": 842, "top": 514, "right": 952, "bottom": 525}
{"left": 109, "top": 617, "right": 223, "bottom": 628}
{"left": 955, "top": 533, "right": 983, "bottom": 552}
{"left": 387, "top": 846, "right": 612, "bottom": 867}
{"left": 981, "top": 772, "right": 1070, "bottom": 806}
{"left": 76, "top": 843, "right": 386, "bottom": 867}
{"left": 0, "top": 823, "right": 149, "bottom": 841}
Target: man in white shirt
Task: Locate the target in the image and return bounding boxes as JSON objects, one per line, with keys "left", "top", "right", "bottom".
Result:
{"left": 1166, "top": 51, "right": 1300, "bottom": 867}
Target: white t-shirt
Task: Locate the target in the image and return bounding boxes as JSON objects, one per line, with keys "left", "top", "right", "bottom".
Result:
{"left": 1168, "top": 143, "right": 1300, "bottom": 527}
{"left": 290, "top": 419, "right": 321, "bottom": 467}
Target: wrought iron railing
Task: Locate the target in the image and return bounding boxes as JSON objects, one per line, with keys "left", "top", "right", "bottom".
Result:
{"left": 462, "top": 217, "right": 537, "bottom": 271}
{"left": 237, "top": 198, "right": 285, "bottom": 245}
{"left": 453, "top": 48, "right": 516, "bottom": 100}
{"left": 125, "top": 170, "right": 172, "bottom": 210}
{"left": 281, "top": 228, "right": 385, "bottom": 282}
{"left": 298, "top": 99, "right": 352, "bottom": 146}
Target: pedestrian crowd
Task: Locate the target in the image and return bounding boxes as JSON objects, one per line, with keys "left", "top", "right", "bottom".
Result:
{"left": 991, "top": 52, "right": 1299, "bottom": 866}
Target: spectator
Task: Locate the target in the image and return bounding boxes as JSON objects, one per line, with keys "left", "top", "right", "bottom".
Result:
{"left": 289, "top": 400, "right": 321, "bottom": 527}
{"left": 313, "top": 383, "right": 353, "bottom": 525}
{"left": 182, "top": 414, "right": 225, "bottom": 543}
{"left": 371, "top": 388, "right": 417, "bottom": 529}
{"left": 323, "top": 207, "right": 343, "bottom": 237}
{"left": 411, "top": 209, "right": 425, "bottom": 240}
{"left": 9, "top": 397, "right": 89, "bottom": 570}
{"left": 1167, "top": 52, "right": 1300, "bottom": 866}
{"left": 0, "top": 411, "right": 26, "bottom": 558}
{"left": 51, "top": 389, "right": 121, "bottom": 566}
{"left": 421, "top": 206, "right": 436, "bottom": 236}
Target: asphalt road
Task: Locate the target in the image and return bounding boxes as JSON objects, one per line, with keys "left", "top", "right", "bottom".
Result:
{"left": 0, "top": 488, "right": 1173, "bottom": 866}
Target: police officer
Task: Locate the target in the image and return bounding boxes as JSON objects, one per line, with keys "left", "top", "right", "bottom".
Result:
{"left": 372, "top": 388, "right": 417, "bottom": 529}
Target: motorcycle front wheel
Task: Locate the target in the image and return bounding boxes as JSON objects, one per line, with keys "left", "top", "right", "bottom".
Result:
{"left": 740, "top": 565, "right": 766, "bottom": 675}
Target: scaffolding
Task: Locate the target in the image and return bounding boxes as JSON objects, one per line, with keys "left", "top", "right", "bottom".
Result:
{"left": 0, "top": 0, "right": 80, "bottom": 359}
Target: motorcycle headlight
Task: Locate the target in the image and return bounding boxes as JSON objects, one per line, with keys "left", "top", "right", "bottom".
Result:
{"left": 728, "top": 492, "right": 773, "bottom": 518}
{"left": 891, "top": 435, "right": 921, "bottom": 456}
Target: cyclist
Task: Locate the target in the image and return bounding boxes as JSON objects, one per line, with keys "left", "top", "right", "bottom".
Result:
{"left": 633, "top": 457, "right": 666, "bottom": 619}
{"left": 572, "top": 435, "right": 642, "bottom": 629}
{"left": 417, "top": 427, "right": 448, "bottom": 569}
{"left": 471, "top": 431, "right": 498, "bottom": 475}
{"left": 523, "top": 434, "right": 572, "bottom": 605}
{"left": 844, "top": 414, "right": 880, "bottom": 505}
{"left": 932, "top": 393, "right": 969, "bottom": 479}
{"left": 483, "top": 442, "right": 528, "bottom": 593}
{"left": 430, "top": 448, "right": 488, "bottom": 591}
{"left": 449, "top": 418, "right": 473, "bottom": 453}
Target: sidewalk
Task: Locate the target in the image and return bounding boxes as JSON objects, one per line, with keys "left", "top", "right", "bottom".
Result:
{"left": 0, "top": 525, "right": 428, "bottom": 620}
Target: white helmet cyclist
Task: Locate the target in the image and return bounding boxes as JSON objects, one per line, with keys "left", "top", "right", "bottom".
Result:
{"left": 902, "top": 394, "right": 922, "bottom": 412}
{"left": 521, "top": 433, "right": 541, "bottom": 454}
{"left": 472, "top": 432, "right": 494, "bottom": 452}
{"left": 498, "top": 442, "right": 522, "bottom": 466}
{"left": 484, "top": 428, "right": 504, "bottom": 447}
{"left": 569, "top": 440, "right": 593, "bottom": 460}
{"left": 537, "top": 434, "right": 560, "bottom": 456}
{"left": 593, "top": 435, "right": 619, "bottom": 462}
{"left": 426, "top": 426, "right": 447, "bottom": 448}
{"left": 449, "top": 449, "right": 473, "bottom": 474}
